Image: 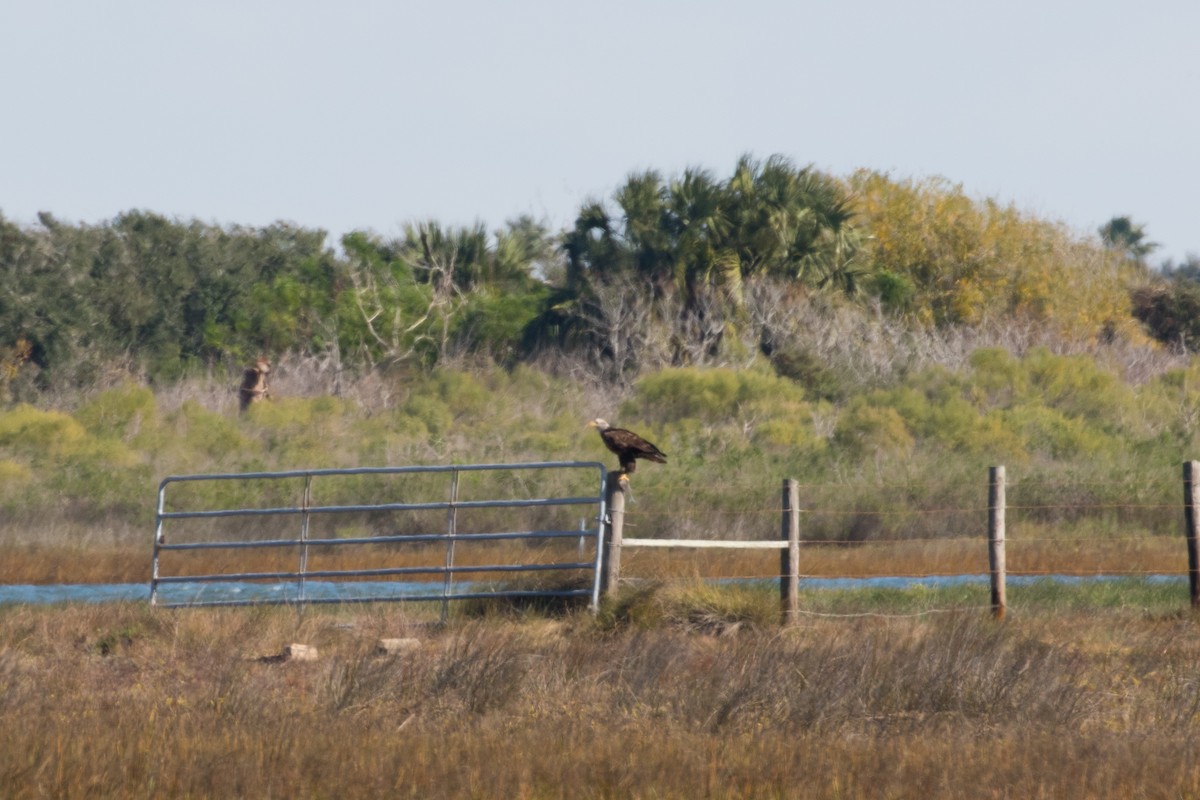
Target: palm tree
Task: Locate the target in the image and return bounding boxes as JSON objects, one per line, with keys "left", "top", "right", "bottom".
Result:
{"left": 726, "top": 154, "right": 863, "bottom": 292}
{"left": 397, "top": 221, "right": 490, "bottom": 291}
{"left": 562, "top": 200, "right": 622, "bottom": 290}
{"left": 540, "top": 155, "right": 866, "bottom": 367}
{"left": 663, "top": 168, "right": 736, "bottom": 307}
{"left": 614, "top": 170, "right": 672, "bottom": 283}
{"left": 1099, "top": 216, "right": 1158, "bottom": 263}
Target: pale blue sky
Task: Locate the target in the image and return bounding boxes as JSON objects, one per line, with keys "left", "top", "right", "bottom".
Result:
{"left": 2, "top": 0, "right": 1196, "bottom": 264}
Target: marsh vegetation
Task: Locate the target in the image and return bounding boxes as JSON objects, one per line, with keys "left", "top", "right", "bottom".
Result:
{"left": 3, "top": 586, "right": 1200, "bottom": 798}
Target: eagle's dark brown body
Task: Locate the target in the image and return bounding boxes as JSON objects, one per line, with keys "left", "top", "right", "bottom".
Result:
{"left": 238, "top": 358, "right": 271, "bottom": 412}
{"left": 589, "top": 419, "right": 666, "bottom": 475}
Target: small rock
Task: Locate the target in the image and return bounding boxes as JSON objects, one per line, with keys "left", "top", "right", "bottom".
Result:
{"left": 284, "top": 643, "right": 319, "bottom": 661}
{"left": 376, "top": 638, "right": 421, "bottom": 656}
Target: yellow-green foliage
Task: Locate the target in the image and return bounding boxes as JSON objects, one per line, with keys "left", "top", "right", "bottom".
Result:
{"left": 834, "top": 402, "right": 915, "bottom": 457}
{"left": 967, "top": 348, "right": 1027, "bottom": 403}
{"left": 401, "top": 395, "right": 451, "bottom": 438}
{"left": 75, "top": 383, "right": 159, "bottom": 442}
{"left": 966, "top": 348, "right": 1135, "bottom": 432}
{"left": 506, "top": 416, "right": 578, "bottom": 461}
{"left": 172, "top": 400, "right": 251, "bottom": 460}
{"left": 244, "top": 396, "right": 360, "bottom": 467}
{"left": 0, "top": 404, "right": 88, "bottom": 454}
{"left": 625, "top": 367, "right": 826, "bottom": 467}
{"left": 427, "top": 370, "right": 491, "bottom": 418}
{"left": 631, "top": 366, "right": 807, "bottom": 423}
{"left": 752, "top": 413, "right": 829, "bottom": 452}
{"left": 0, "top": 459, "right": 32, "bottom": 498}
{"left": 850, "top": 171, "right": 1148, "bottom": 341}
{"left": 1136, "top": 364, "right": 1200, "bottom": 450}
{"left": 0, "top": 404, "right": 142, "bottom": 468}
{"left": 1021, "top": 348, "right": 1133, "bottom": 423}
{"left": 999, "top": 405, "right": 1114, "bottom": 459}
{"left": 395, "top": 370, "right": 492, "bottom": 439}
{"left": 855, "top": 377, "right": 989, "bottom": 454}
{"left": 348, "top": 413, "right": 429, "bottom": 465}
{"left": 837, "top": 348, "right": 1137, "bottom": 463}
{"left": 0, "top": 403, "right": 149, "bottom": 517}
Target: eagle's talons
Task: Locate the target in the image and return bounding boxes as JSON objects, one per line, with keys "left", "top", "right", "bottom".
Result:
{"left": 617, "top": 473, "right": 635, "bottom": 502}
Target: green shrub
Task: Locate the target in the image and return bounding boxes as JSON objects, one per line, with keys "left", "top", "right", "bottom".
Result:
{"left": 751, "top": 418, "right": 827, "bottom": 453}
{"left": 1021, "top": 348, "right": 1132, "bottom": 423}
{"left": 510, "top": 429, "right": 575, "bottom": 459}
{"left": 402, "top": 395, "right": 452, "bottom": 439}
{"left": 49, "top": 442, "right": 151, "bottom": 518}
{"left": 924, "top": 395, "right": 983, "bottom": 448}
{"left": 632, "top": 367, "right": 806, "bottom": 423}
{"left": 0, "top": 405, "right": 88, "bottom": 455}
{"left": 75, "top": 384, "right": 160, "bottom": 442}
{"left": 1002, "top": 405, "right": 1115, "bottom": 459}
{"left": 0, "top": 403, "right": 152, "bottom": 518}
{"left": 869, "top": 268, "right": 917, "bottom": 312}
{"left": 1130, "top": 281, "right": 1200, "bottom": 350}
{"left": 243, "top": 397, "right": 363, "bottom": 468}
{"left": 768, "top": 348, "right": 845, "bottom": 402}
{"left": 452, "top": 287, "right": 550, "bottom": 365}
{"left": 834, "top": 402, "right": 914, "bottom": 457}
{"left": 0, "top": 458, "right": 32, "bottom": 491}
{"left": 174, "top": 400, "right": 251, "bottom": 460}
{"left": 1138, "top": 365, "right": 1200, "bottom": 450}
{"left": 967, "top": 347, "right": 1026, "bottom": 407}
{"left": 436, "top": 371, "right": 490, "bottom": 417}
{"left": 966, "top": 413, "right": 1028, "bottom": 462}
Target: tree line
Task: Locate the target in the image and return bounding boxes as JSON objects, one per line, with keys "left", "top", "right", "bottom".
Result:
{"left": 1, "top": 154, "right": 1192, "bottom": 399}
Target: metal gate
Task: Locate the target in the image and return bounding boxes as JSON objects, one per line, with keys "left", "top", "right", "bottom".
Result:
{"left": 150, "top": 461, "right": 609, "bottom": 613}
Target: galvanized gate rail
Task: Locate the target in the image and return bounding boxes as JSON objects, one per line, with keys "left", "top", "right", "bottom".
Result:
{"left": 150, "top": 461, "right": 609, "bottom": 612}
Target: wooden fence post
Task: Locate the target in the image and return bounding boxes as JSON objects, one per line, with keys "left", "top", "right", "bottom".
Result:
{"left": 601, "top": 472, "right": 625, "bottom": 601}
{"left": 781, "top": 478, "right": 800, "bottom": 625}
{"left": 1185, "top": 461, "right": 1200, "bottom": 609}
{"left": 988, "top": 465, "right": 1007, "bottom": 621}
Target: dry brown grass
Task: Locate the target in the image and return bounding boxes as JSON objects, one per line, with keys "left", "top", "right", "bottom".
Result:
{"left": 2, "top": 600, "right": 1200, "bottom": 798}
{"left": 621, "top": 534, "right": 1189, "bottom": 581}
{"left": 1, "top": 529, "right": 1189, "bottom": 587}
{"left": 0, "top": 544, "right": 153, "bottom": 584}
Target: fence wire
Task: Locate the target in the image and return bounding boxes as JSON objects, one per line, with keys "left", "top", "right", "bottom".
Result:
{"left": 612, "top": 468, "right": 1198, "bottom": 618}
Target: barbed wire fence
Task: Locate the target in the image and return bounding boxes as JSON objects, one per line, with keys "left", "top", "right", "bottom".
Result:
{"left": 600, "top": 461, "right": 1200, "bottom": 624}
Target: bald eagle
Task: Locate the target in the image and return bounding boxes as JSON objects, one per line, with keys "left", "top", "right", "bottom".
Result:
{"left": 588, "top": 419, "right": 666, "bottom": 479}
{"left": 238, "top": 358, "right": 271, "bottom": 412}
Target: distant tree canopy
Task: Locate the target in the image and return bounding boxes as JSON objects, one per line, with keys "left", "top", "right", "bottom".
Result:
{"left": 1099, "top": 216, "right": 1158, "bottom": 264}
{"left": 1161, "top": 254, "right": 1200, "bottom": 284}
{"left": 0, "top": 156, "right": 1176, "bottom": 394}
{"left": 1131, "top": 273, "right": 1200, "bottom": 351}
{"left": 563, "top": 155, "right": 863, "bottom": 301}
{"left": 533, "top": 156, "right": 867, "bottom": 371}
{"left": 849, "top": 172, "right": 1147, "bottom": 336}
{"left": 0, "top": 210, "right": 554, "bottom": 388}
{"left": 1, "top": 211, "right": 343, "bottom": 381}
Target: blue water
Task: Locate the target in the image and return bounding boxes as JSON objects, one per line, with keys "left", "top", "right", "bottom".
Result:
{"left": 0, "top": 580, "right": 458, "bottom": 606}
{"left": 0, "top": 574, "right": 1187, "bottom": 606}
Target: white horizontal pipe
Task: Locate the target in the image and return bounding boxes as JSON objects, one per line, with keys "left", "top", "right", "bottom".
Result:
{"left": 622, "top": 538, "right": 789, "bottom": 549}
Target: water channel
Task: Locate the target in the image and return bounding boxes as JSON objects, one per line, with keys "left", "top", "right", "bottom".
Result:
{"left": 0, "top": 574, "right": 1186, "bottom": 606}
